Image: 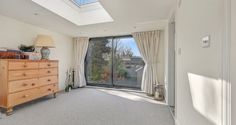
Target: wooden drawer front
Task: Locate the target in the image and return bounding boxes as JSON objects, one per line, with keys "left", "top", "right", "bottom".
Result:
{"left": 9, "top": 70, "right": 38, "bottom": 81}
{"left": 8, "top": 85, "right": 55, "bottom": 107}
{"left": 39, "top": 84, "right": 57, "bottom": 95}
{"left": 39, "top": 76, "right": 58, "bottom": 85}
{"left": 9, "top": 79, "right": 38, "bottom": 93}
{"left": 39, "top": 62, "right": 58, "bottom": 69}
{"left": 9, "top": 61, "right": 38, "bottom": 70}
{"left": 8, "top": 87, "right": 40, "bottom": 107}
{"left": 39, "top": 68, "right": 58, "bottom": 77}
{"left": 53, "top": 84, "right": 59, "bottom": 92}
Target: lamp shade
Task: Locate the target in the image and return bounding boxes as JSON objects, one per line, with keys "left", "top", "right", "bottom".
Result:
{"left": 35, "top": 35, "right": 55, "bottom": 48}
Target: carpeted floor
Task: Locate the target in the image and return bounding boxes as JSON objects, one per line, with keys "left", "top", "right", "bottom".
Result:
{"left": 0, "top": 87, "right": 174, "bottom": 125}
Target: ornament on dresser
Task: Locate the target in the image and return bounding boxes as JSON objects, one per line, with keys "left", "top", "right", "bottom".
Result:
{"left": 18, "top": 44, "right": 35, "bottom": 52}
{"left": 0, "top": 47, "right": 28, "bottom": 59}
{"left": 18, "top": 44, "right": 41, "bottom": 60}
{"left": 35, "top": 35, "right": 55, "bottom": 60}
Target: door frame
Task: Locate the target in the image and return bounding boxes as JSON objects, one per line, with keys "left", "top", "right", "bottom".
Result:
{"left": 85, "top": 35, "right": 142, "bottom": 89}
{"left": 222, "top": 0, "right": 231, "bottom": 125}
{"left": 171, "top": 0, "right": 231, "bottom": 124}
{"left": 166, "top": 14, "right": 176, "bottom": 109}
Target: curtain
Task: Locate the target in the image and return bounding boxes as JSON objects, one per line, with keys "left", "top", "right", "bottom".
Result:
{"left": 73, "top": 37, "right": 89, "bottom": 88}
{"left": 132, "top": 30, "right": 160, "bottom": 95}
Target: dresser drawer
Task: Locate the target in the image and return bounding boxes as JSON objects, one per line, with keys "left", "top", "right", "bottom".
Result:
{"left": 39, "top": 68, "right": 58, "bottom": 77}
{"left": 9, "top": 70, "right": 38, "bottom": 81}
{"left": 39, "top": 84, "right": 58, "bottom": 95}
{"left": 39, "top": 62, "right": 58, "bottom": 69}
{"left": 8, "top": 87, "right": 40, "bottom": 107}
{"left": 53, "top": 84, "right": 59, "bottom": 92}
{"left": 39, "top": 76, "right": 58, "bottom": 85}
{"left": 8, "top": 84, "right": 56, "bottom": 107}
{"left": 8, "top": 61, "right": 38, "bottom": 70}
{"left": 9, "top": 78, "right": 38, "bottom": 93}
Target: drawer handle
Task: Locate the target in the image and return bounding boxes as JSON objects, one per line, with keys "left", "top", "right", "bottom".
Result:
{"left": 47, "top": 64, "right": 51, "bottom": 67}
{"left": 47, "top": 79, "right": 51, "bottom": 82}
{"left": 47, "top": 71, "right": 51, "bottom": 73}
{"left": 22, "top": 73, "right": 26, "bottom": 76}
{"left": 22, "top": 83, "right": 28, "bottom": 87}
{"left": 22, "top": 95, "right": 29, "bottom": 98}
{"left": 23, "top": 65, "right": 27, "bottom": 68}
{"left": 32, "top": 83, "right": 36, "bottom": 86}
{"left": 48, "top": 88, "right": 52, "bottom": 91}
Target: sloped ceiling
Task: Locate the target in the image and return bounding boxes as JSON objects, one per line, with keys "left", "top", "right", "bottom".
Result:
{"left": 0, "top": 0, "right": 176, "bottom": 37}
{"left": 32, "top": 0, "right": 114, "bottom": 26}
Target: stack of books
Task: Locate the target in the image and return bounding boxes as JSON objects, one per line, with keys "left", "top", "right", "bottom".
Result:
{"left": 0, "top": 48, "right": 7, "bottom": 52}
{"left": 0, "top": 47, "right": 28, "bottom": 59}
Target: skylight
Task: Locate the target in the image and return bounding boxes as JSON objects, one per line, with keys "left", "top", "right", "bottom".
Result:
{"left": 72, "top": 0, "right": 98, "bottom": 6}
{"left": 32, "top": 0, "right": 113, "bottom": 26}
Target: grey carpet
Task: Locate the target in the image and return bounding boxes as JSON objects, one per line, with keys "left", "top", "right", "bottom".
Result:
{"left": 0, "top": 87, "right": 174, "bottom": 125}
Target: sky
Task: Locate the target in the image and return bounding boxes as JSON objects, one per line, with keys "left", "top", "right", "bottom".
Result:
{"left": 119, "top": 38, "right": 141, "bottom": 57}
{"left": 74, "top": 0, "right": 98, "bottom": 5}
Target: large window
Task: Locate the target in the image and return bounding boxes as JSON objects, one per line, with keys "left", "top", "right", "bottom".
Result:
{"left": 85, "top": 38, "right": 112, "bottom": 85}
{"left": 85, "top": 36, "right": 144, "bottom": 89}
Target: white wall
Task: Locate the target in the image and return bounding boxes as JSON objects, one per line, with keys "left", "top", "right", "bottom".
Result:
{"left": 0, "top": 14, "right": 73, "bottom": 90}
{"left": 231, "top": 0, "right": 236, "bottom": 124}
{"left": 175, "top": 0, "right": 224, "bottom": 125}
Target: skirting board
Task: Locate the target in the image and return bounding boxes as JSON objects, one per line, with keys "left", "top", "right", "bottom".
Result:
{"left": 175, "top": 118, "right": 181, "bottom": 125}
{"left": 168, "top": 106, "right": 181, "bottom": 125}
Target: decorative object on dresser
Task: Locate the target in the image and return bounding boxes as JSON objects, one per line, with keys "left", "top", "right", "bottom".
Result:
{"left": 0, "top": 48, "right": 29, "bottom": 59}
{"left": 0, "top": 59, "right": 59, "bottom": 115}
{"left": 35, "top": 35, "right": 55, "bottom": 60}
{"left": 18, "top": 44, "right": 41, "bottom": 60}
{"left": 23, "top": 52, "right": 41, "bottom": 60}
{"left": 18, "top": 44, "right": 35, "bottom": 52}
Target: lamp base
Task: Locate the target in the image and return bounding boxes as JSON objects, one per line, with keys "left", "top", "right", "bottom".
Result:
{"left": 40, "top": 47, "right": 50, "bottom": 60}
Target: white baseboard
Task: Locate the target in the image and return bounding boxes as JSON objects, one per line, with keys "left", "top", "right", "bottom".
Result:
{"left": 175, "top": 118, "right": 181, "bottom": 125}
{"left": 168, "top": 106, "right": 181, "bottom": 125}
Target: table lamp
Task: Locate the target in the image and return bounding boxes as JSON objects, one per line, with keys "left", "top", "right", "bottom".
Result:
{"left": 35, "top": 35, "right": 55, "bottom": 60}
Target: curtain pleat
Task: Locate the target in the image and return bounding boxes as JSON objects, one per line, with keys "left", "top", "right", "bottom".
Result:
{"left": 132, "top": 30, "right": 160, "bottom": 95}
{"left": 73, "top": 37, "right": 89, "bottom": 88}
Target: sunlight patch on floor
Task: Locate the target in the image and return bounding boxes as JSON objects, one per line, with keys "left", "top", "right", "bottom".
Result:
{"left": 94, "top": 87, "right": 166, "bottom": 105}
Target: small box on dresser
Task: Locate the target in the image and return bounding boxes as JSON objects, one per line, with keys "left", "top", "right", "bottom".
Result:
{"left": 0, "top": 59, "right": 59, "bottom": 115}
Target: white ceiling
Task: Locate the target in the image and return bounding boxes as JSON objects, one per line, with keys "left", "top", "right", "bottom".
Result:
{"left": 0, "top": 0, "right": 176, "bottom": 37}
{"left": 32, "top": 0, "right": 114, "bottom": 26}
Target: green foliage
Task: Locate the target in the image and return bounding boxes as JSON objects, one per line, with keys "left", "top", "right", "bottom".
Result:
{"left": 87, "top": 38, "right": 133, "bottom": 81}
{"left": 89, "top": 39, "right": 111, "bottom": 81}
{"left": 113, "top": 55, "right": 128, "bottom": 79}
{"left": 18, "top": 44, "right": 35, "bottom": 52}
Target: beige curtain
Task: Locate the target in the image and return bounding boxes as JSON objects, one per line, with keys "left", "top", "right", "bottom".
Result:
{"left": 132, "top": 30, "right": 160, "bottom": 95}
{"left": 73, "top": 37, "right": 89, "bottom": 88}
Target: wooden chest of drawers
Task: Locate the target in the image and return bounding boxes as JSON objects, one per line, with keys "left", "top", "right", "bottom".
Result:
{"left": 0, "top": 59, "right": 59, "bottom": 115}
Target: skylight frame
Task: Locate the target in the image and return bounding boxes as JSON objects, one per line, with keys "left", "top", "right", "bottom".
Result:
{"left": 71, "top": 0, "right": 98, "bottom": 7}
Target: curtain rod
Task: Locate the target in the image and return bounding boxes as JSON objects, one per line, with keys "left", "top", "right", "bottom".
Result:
{"left": 90, "top": 35, "right": 132, "bottom": 40}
